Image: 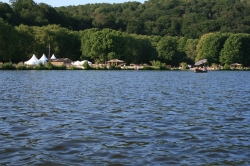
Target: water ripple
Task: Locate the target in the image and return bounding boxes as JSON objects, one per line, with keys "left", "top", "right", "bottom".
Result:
{"left": 0, "top": 70, "right": 250, "bottom": 165}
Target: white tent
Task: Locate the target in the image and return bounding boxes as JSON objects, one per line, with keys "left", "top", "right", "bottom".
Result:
{"left": 50, "top": 54, "right": 56, "bottom": 59}
{"left": 81, "top": 60, "right": 92, "bottom": 65}
{"left": 72, "top": 60, "right": 92, "bottom": 66}
{"left": 72, "top": 60, "right": 82, "bottom": 66}
{"left": 39, "top": 54, "right": 48, "bottom": 64}
{"left": 24, "top": 54, "right": 40, "bottom": 65}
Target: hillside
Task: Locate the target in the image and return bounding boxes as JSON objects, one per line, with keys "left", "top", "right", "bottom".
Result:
{"left": 1, "top": 0, "right": 250, "bottom": 38}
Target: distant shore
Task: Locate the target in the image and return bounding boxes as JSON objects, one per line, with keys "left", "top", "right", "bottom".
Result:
{"left": 1, "top": 62, "right": 250, "bottom": 71}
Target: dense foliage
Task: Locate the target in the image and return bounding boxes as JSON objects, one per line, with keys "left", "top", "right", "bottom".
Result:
{"left": 2, "top": 0, "right": 250, "bottom": 38}
{"left": 1, "top": 0, "right": 250, "bottom": 66}
{"left": 0, "top": 18, "right": 18, "bottom": 61}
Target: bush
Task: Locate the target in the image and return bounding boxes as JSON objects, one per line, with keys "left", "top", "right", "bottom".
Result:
{"left": 54, "top": 64, "right": 66, "bottom": 70}
{"left": 102, "top": 65, "right": 108, "bottom": 70}
{"left": 1, "top": 62, "right": 16, "bottom": 70}
{"left": 16, "top": 62, "right": 27, "bottom": 70}
{"left": 35, "top": 62, "right": 46, "bottom": 70}
{"left": 114, "top": 66, "right": 121, "bottom": 70}
{"left": 109, "top": 64, "right": 116, "bottom": 70}
{"left": 159, "top": 65, "right": 170, "bottom": 70}
{"left": 142, "top": 65, "right": 154, "bottom": 70}
{"left": 150, "top": 60, "right": 170, "bottom": 70}
{"left": 69, "top": 66, "right": 83, "bottom": 70}
{"left": 45, "top": 62, "right": 66, "bottom": 70}
{"left": 109, "top": 64, "right": 121, "bottom": 70}
{"left": 83, "top": 61, "right": 90, "bottom": 70}
{"left": 223, "top": 64, "right": 230, "bottom": 70}
{"left": 46, "top": 62, "right": 54, "bottom": 70}
{"left": 179, "top": 62, "right": 188, "bottom": 69}
{"left": 96, "top": 65, "right": 108, "bottom": 70}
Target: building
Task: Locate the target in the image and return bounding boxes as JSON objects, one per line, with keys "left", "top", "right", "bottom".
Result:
{"left": 49, "top": 58, "right": 72, "bottom": 68}
{"left": 107, "top": 59, "right": 125, "bottom": 66}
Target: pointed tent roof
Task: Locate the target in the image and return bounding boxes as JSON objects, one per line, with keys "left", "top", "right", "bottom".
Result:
{"left": 39, "top": 54, "right": 48, "bottom": 64}
{"left": 24, "top": 54, "right": 40, "bottom": 65}
{"left": 50, "top": 54, "right": 56, "bottom": 59}
{"left": 39, "top": 54, "right": 48, "bottom": 61}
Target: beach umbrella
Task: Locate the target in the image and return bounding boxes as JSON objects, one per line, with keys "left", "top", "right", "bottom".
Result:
{"left": 195, "top": 59, "right": 207, "bottom": 66}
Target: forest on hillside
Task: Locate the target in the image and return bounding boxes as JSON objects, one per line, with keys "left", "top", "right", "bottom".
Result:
{"left": 2, "top": 0, "right": 250, "bottom": 38}
{"left": 1, "top": 0, "right": 250, "bottom": 66}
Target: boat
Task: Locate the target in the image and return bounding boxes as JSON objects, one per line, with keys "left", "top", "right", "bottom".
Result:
{"left": 194, "top": 68, "right": 207, "bottom": 73}
{"left": 194, "top": 59, "right": 208, "bottom": 73}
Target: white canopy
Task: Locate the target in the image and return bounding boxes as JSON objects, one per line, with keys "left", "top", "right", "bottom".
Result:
{"left": 24, "top": 54, "right": 40, "bottom": 65}
{"left": 81, "top": 60, "right": 92, "bottom": 65}
{"left": 72, "top": 60, "right": 82, "bottom": 66}
{"left": 50, "top": 54, "right": 56, "bottom": 59}
{"left": 195, "top": 59, "right": 207, "bottom": 66}
{"left": 39, "top": 54, "right": 48, "bottom": 64}
{"left": 72, "top": 60, "right": 92, "bottom": 66}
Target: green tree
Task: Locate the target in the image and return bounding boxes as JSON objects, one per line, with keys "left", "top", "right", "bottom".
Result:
{"left": 198, "top": 32, "right": 229, "bottom": 65}
{"left": 0, "top": 19, "right": 18, "bottom": 62}
{"left": 11, "top": 0, "right": 49, "bottom": 26}
{"left": 122, "top": 33, "right": 157, "bottom": 64}
{"left": 122, "top": 33, "right": 139, "bottom": 64}
{"left": 80, "top": 28, "right": 126, "bottom": 63}
{"left": 92, "top": 13, "right": 116, "bottom": 29}
{"left": 14, "top": 24, "right": 36, "bottom": 62}
{"left": 185, "top": 38, "right": 198, "bottom": 64}
{"left": 220, "top": 33, "right": 250, "bottom": 65}
{"left": 177, "top": 37, "right": 188, "bottom": 62}
{"left": 126, "top": 17, "right": 143, "bottom": 34}
{"left": 33, "top": 25, "right": 80, "bottom": 60}
{"left": 79, "top": 28, "right": 99, "bottom": 61}
{"left": 195, "top": 33, "right": 212, "bottom": 62}
{"left": 156, "top": 36, "right": 179, "bottom": 65}
{"left": 0, "top": 2, "right": 15, "bottom": 24}
{"left": 52, "top": 26, "right": 81, "bottom": 60}
{"left": 241, "top": 34, "right": 250, "bottom": 66}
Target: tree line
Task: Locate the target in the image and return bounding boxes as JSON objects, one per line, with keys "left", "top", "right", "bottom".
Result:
{"left": 1, "top": 0, "right": 250, "bottom": 38}
{"left": 1, "top": 0, "right": 250, "bottom": 66}
{"left": 1, "top": 18, "right": 250, "bottom": 67}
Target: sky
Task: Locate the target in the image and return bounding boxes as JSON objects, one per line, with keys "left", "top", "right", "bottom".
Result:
{"left": 0, "top": 0, "right": 146, "bottom": 7}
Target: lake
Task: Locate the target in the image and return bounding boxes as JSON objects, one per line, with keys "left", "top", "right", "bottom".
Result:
{"left": 0, "top": 70, "right": 250, "bottom": 165}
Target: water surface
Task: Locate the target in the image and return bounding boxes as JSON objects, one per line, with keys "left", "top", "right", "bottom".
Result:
{"left": 0, "top": 70, "right": 250, "bottom": 165}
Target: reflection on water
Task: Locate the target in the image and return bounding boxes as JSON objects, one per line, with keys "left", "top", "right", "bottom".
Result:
{"left": 0, "top": 70, "right": 250, "bottom": 165}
